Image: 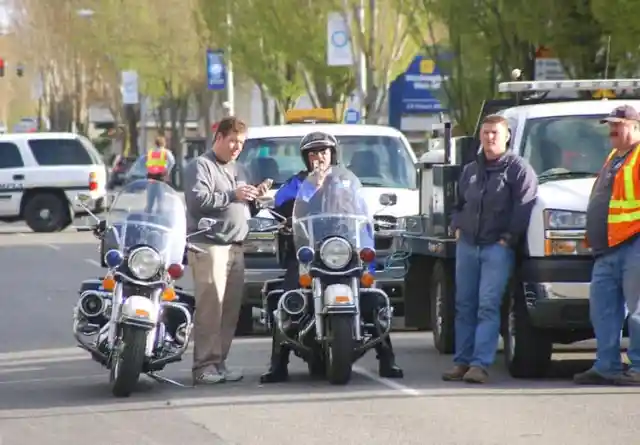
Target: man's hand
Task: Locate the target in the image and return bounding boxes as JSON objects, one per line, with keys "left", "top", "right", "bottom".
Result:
{"left": 235, "top": 184, "right": 258, "bottom": 202}
{"left": 256, "top": 178, "right": 273, "bottom": 197}
{"left": 455, "top": 229, "right": 460, "bottom": 240}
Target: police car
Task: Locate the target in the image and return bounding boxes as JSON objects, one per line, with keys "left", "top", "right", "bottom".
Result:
{"left": 0, "top": 132, "right": 108, "bottom": 232}
{"left": 235, "top": 120, "right": 420, "bottom": 333}
{"left": 401, "top": 79, "right": 639, "bottom": 378}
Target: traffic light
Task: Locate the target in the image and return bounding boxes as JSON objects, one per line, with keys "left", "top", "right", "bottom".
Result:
{"left": 0, "top": 59, "right": 4, "bottom": 77}
{"left": 16, "top": 63, "right": 23, "bottom": 77}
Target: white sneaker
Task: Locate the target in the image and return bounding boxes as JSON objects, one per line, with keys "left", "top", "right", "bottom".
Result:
{"left": 216, "top": 362, "right": 243, "bottom": 382}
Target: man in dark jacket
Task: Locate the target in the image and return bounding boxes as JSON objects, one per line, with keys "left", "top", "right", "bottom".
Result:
{"left": 442, "top": 114, "right": 538, "bottom": 384}
{"left": 259, "top": 131, "right": 403, "bottom": 383}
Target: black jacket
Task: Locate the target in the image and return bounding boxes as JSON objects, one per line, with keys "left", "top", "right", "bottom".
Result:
{"left": 451, "top": 151, "right": 538, "bottom": 247}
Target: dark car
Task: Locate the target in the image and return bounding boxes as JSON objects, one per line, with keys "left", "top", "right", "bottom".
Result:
{"left": 107, "top": 155, "right": 138, "bottom": 189}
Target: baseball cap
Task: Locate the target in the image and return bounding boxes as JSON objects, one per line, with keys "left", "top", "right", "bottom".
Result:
{"left": 600, "top": 105, "right": 640, "bottom": 123}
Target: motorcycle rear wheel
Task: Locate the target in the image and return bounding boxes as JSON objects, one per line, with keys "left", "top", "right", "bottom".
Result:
{"left": 110, "top": 326, "right": 147, "bottom": 397}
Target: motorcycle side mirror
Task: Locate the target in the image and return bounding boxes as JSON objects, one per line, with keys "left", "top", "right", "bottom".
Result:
{"left": 197, "top": 217, "right": 218, "bottom": 231}
{"left": 379, "top": 193, "right": 397, "bottom": 207}
{"left": 75, "top": 192, "right": 93, "bottom": 204}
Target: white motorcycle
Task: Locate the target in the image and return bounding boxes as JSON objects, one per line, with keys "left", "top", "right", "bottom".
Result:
{"left": 72, "top": 179, "right": 216, "bottom": 397}
{"left": 260, "top": 166, "right": 398, "bottom": 384}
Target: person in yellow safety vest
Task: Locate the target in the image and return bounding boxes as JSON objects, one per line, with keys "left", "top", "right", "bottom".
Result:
{"left": 575, "top": 105, "right": 640, "bottom": 386}
{"left": 146, "top": 136, "right": 176, "bottom": 182}
{"left": 144, "top": 136, "right": 175, "bottom": 212}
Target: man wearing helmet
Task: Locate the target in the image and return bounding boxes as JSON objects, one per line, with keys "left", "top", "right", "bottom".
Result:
{"left": 259, "top": 131, "right": 404, "bottom": 383}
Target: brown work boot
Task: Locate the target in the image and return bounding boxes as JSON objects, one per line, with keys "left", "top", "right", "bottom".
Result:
{"left": 462, "top": 366, "right": 488, "bottom": 384}
{"left": 573, "top": 368, "right": 617, "bottom": 385}
{"left": 616, "top": 370, "right": 640, "bottom": 386}
{"left": 442, "top": 364, "right": 469, "bottom": 381}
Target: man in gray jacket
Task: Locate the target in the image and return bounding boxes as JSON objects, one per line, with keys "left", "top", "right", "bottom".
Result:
{"left": 183, "top": 117, "right": 268, "bottom": 385}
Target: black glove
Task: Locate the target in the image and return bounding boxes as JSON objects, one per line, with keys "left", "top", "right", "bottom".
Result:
{"left": 93, "top": 220, "right": 107, "bottom": 238}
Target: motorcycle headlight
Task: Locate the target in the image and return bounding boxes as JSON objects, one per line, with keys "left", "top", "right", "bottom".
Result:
{"left": 128, "top": 247, "right": 161, "bottom": 279}
{"left": 319, "top": 237, "right": 352, "bottom": 269}
{"left": 544, "top": 210, "right": 586, "bottom": 230}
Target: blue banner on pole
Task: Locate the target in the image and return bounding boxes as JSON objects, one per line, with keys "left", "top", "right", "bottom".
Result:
{"left": 206, "top": 49, "right": 226, "bottom": 91}
{"left": 344, "top": 108, "right": 360, "bottom": 124}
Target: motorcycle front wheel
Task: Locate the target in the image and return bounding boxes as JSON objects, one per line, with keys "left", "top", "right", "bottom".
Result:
{"left": 110, "top": 325, "right": 147, "bottom": 397}
{"left": 326, "top": 315, "right": 355, "bottom": 385}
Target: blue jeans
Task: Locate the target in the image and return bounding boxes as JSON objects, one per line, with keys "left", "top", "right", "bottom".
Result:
{"left": 454, "top": 239, "right": 515, "bottom": 368}
{"left": 589, "top": 235, "right": 640, "bottom": 377}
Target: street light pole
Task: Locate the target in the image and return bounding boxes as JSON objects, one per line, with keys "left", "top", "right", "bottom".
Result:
{"left": 225, "top": 0, "right": 235, "bottom": 116}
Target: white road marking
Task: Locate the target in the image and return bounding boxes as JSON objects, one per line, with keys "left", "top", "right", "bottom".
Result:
{"left": 353, "top": 365, "right": 422, "bottom": 396}
{"left": 46, "top": 244, "right": 60, "bottom": 250}
{"left": 0, "top": 366, "right": 46, "bottom": 375}
{"left": 85, "top": 258, "right": 101, "bottom": 267}
{"left": 0, "top": 373, "right": 105, "bottom": 385}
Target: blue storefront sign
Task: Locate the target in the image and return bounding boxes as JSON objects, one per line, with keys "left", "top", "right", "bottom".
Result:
{"left": 388, "top": 53, "right": 450, "bottom": 128}
{"left": 206, "top": 49, "right": 226, "bottom": 91}
{"left": 401, "top": 55, "right": 448, "bottom": 113}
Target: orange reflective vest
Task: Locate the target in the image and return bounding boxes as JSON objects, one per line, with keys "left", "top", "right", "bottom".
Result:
{"left": 146, "top": 149, "right": 168, "bottom": 175}
{"left": 604, "top": 145, "right": 640, "bottom": 247}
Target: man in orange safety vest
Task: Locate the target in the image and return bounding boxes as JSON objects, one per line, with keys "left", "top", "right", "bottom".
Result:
{"left": 575, "top": 105, "right": 640, "bottom": 386}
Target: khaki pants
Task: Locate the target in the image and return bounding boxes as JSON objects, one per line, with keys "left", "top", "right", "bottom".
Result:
{"left": 188, "top": 243, "right": 245, "bottom": 374}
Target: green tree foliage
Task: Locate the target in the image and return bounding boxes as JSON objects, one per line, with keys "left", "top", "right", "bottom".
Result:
{"left": 341, "top": 0, "right": 419, "bottom": 122}
{"left": 403, "top": 0, "right": 624, "bottom": 132}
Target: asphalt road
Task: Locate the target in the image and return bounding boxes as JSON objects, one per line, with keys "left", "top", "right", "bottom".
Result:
{"left": 0, "top": 225, "right": 638, "bottom": 445}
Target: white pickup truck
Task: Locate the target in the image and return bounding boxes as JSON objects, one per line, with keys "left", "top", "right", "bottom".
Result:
{"left": 403, "top": 79, "right": 637, "bottom": 378}
{"left": 0, "top": 132, "right": 108, "bottom": 232}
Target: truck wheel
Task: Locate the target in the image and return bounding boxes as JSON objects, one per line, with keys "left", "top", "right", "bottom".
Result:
{"left": 23, "top": 192, "right": 71, "bottom": 233}
{"left": 502, "top": 287, "right": 553, "bottom": 378}
{"left": 235, "top": 305, "right": 254, "bottom": 336}
{"left": 404, "top": 256, "right": 432, "bottom": 330}
{"left": 430, "top": 261, "right": 455, "bottom": 354}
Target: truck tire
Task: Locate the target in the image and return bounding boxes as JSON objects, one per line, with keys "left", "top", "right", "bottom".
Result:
{"left": 23, "top": 192, "right": 71, "bottom": 233}
{"left": 235, "top": 304, "right": 254, "bottom": 336}
{"left": 430, "top": 260, "right": 455, "bottom": 354}
{"left": 404, "top": 256, "right": 432, "bottom": 330}
{"left": 502, "top": 286, "right": 553, "bottom": 378}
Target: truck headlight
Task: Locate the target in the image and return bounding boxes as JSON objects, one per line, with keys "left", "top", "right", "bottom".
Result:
{"left": 544, "top": 209, "right": 586, "bottom": 230}
{"left": 543, "top": 210, "right": 589, "bottom": 256}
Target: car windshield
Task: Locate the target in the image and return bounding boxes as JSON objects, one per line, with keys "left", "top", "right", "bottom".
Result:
{"left": 520, "top": 114, "right": 610, "bottom": 178}
{"left": 236, "top": 135, "right": 416, "bottom": 189}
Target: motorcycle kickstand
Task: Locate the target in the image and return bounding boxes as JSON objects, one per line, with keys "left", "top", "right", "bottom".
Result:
{"left": 147, "top": 372, "right": 190, "bottom": 388}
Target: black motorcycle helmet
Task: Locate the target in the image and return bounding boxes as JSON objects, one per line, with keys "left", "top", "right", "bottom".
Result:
{"left": 299, "top": 131, "right": 339, "bottom": 171}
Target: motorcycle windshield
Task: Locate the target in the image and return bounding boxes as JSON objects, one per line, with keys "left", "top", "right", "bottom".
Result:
{"left": 106, "top": 179, "right": 186, "bottom": 265}
{"left": 292, "top": 166, "right": 374, "bottom": 254}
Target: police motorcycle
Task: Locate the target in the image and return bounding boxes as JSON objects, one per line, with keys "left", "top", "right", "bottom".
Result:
{"left": 257, "top": 166, "right": 397, "bottom": 385}
{"left": 72, "top": 178, "right": 216, "bottom": 397}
